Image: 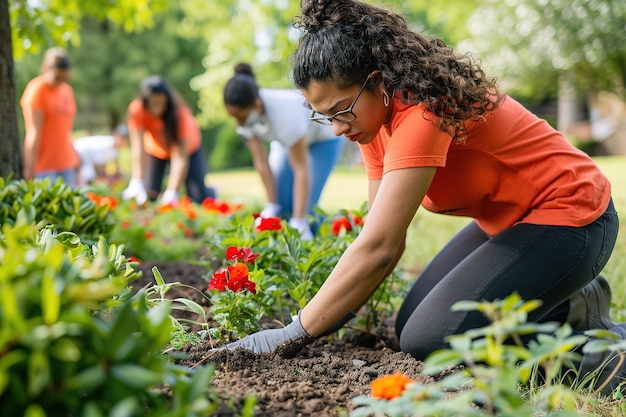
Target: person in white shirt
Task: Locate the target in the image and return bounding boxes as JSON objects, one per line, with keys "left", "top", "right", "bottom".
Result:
{"left": 223, "top": 62, "right": 344, "bottom": 239}
{"left": 73, "top": 125, "right": 128, "bottom": 186}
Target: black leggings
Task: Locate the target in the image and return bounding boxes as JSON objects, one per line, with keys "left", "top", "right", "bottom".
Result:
{"left": 396, "top": 199, "right": 619, "bottom": 360}
{"left": 145, "top": 148, "right": 215, "bottom": 204}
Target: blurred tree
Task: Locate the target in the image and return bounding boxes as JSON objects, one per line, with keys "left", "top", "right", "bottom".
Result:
{"left": 465, "top": 0, "right": 626, "bottom": 101}
{"left": 1, "top": 0, "right": 168, "bottom": 179}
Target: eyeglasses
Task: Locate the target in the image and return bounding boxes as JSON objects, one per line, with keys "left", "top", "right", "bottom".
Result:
{"left": 310, "top": 73, "right": 373, "bottom": 125}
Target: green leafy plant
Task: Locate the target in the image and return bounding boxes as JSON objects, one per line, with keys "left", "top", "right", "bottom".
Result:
{"left": 0, "top": 223, "right": 219, "bottom": 416}
{"left": 351, "top": 293, "right": 588, "bottom": 417}
{"left": 0, "top": 177, "right": 115, "bottom": 244}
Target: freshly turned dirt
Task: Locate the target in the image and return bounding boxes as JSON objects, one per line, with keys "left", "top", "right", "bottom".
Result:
{"left": 134, "top": 260, "right": 434, "bottom": 416}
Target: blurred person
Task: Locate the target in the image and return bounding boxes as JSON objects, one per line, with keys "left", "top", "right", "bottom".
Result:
{"left": 122, "top": 75, "right": 216, "bottom": 206}
{"left": 73, "top": 125, "right": 129, "bottom": 186}
{"left": 223, "top": 62, "right": 344, "bottom": 239}
{"left": 21, "top": 47, "right": 80, "bottom": 185}
{"left": 213, "top": 0, "right": 626, "bottom": 398}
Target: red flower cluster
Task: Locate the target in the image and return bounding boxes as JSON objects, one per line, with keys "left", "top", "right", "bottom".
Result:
{"left": 208, "top": 263, "right": 256, "bottom": 293}
{"left": 331, "top": 213, "right": 363, "bottom": 235}
{"left": 256, "top": 217, "right": 282, "bottom": 232}
{"left": 208, "top": 246, "right": 259, "bottom": 294}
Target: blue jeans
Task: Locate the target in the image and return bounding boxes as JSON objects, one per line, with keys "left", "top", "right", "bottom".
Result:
{"left": 396, "top": 199, "right": 619, "bottom": 360}
{"left": 145, "top": 147, "right": 216, "bottom": 203}
{"left": 35, "top": 168, "right": 76, "bottom": 187}
{"left": 268, "top": 138, "right": 344, "bottom": 216}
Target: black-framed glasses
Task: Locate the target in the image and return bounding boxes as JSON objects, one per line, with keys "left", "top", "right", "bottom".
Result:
{"left": 310, "top": 73, "right": 373, "bottom": 125}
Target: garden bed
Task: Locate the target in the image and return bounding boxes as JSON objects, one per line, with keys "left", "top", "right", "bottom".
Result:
{"left": 134, "top": 260, "right": 432, "bottom": 416}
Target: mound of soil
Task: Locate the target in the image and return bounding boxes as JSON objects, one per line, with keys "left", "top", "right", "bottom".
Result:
{"left": 134, "top": 261, "right": 431, "bottom": 416}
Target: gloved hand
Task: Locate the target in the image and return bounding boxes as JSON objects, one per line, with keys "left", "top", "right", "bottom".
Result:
{"left": 288, "top": 217, "right": 314, "bottom": 241}
{"left": 260, "top": 202, "right": 281, "bottom": 218}
{"left": 122, "top": 178, "right": 147, "bottom": 205}
{"left": 219, "top": 312, "right": 315, "bottom": 358}
{"left": 160, "top": 189, "right": 179, "bottom": 206}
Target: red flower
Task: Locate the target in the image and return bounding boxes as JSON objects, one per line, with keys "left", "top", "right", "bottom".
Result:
{"left": 256, "top": 217, "right": 282, "bottom": 232}
{"left": 370, "top": 372, "right": 415, "bottom": 400}
{"left": 353, "top": 215, "right": 364, "bottom": 226}
{"left": 120, "top": 220, "right": 130, "bottom": 228}
{"left": 226, "top": 246, "right": 240, "bottom": 260}
{"left": 145, "top": 231, "right": 154, "bottom": 239}
{"left": 184, "top": 227, "right": 193, "bottom": 237}
{"left": 127, "top": 256, "right": 141, "bottom": 264}
{"left": 331, "top": 216, "right": 352, "bottom": 235}
{"left": 225, "top": 246, "right": 259, "bottom": 263}
{"left": 208, "top": 269, "right": 228, "bottom": 291}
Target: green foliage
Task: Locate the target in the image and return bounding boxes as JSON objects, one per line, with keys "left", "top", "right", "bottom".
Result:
{"left": 0, "top": 177, "right": 115, "bottom": 245}
{"left": 202, "top": 205, "right": 404, "bottom": 337}
{"left": 0, "top": 223, "right": 218, "bottom": 416}
{"left": 10, "top": 0, "right": 169, "bottom": 59}
{"left": 468, "top": 0, "right": 626, "bottom": 99}
{"left": 351, "top": 293, "right": 587, "bottom": 417}
{"left": 144, "top": 266, "right": 211, "bottom": 350}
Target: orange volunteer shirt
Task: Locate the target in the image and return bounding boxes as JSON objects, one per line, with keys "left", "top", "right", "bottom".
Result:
{"left": 127, "top": 99, "right": 201, "bottom": 160}
{"left": 20, "top": 75, "right": 79, "bottom": 173}
{"left": 359, "top": 95, "right": 611, "bottom": 236}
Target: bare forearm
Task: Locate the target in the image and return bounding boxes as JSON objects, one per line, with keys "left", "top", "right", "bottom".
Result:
{"left": 23, "top": 133, "right": 41, "bottom": 180}
{"left": 166, "top": 149, "right": 188, "bottom": 191}
{"left": 300, "top": 236, "right": 398, "bottom": 336}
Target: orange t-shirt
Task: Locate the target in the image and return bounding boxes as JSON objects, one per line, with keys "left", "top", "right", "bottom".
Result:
{"left": 20, "top": 75, "right": 79, "bottom": 173}
{"left": 359, "top": 95, "right": 611, "bottom": 235}
{"left": 126, "top": 99, "right": 201, "bottom": 159}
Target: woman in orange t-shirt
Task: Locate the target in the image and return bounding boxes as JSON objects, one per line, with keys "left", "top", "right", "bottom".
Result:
{"left": 122, "top": 76, "right": 215, "bottom": 205}
{"left": 214, "top": 0, "right": 624, "bottom": 397}
{"left": 20, "top": 47, "right": 79, "bottom": 185}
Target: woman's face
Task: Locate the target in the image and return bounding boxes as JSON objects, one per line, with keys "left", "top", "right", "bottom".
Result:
{"left": 302, "top": 77, "right": 391, "bottom": 145}
{"left": 43, "top": 68, "right": 70, "bottom": 86}
{"left": 224, "top": 100, "right": 262, "bottom": 127}
{"left": 146, "top": 93, "right": 168, "bottom": 117}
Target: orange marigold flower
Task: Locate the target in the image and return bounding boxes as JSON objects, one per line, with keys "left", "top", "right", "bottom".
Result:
{"left": 99, "top": 196, "right": 118, "bottom": 209}
{"left": 184, "top": 207, "right": 197, "bottom": 220}
{"left": 120, "top": 220, "right": 130, "bottom": 228}
{"left": 370, "top": 372, "right": 415, "bottom": 400}
{"left": 158, "top": 203, "right": 176, "bottom": 213}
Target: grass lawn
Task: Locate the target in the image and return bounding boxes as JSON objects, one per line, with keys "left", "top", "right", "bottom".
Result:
{"left": 209, "top": 155, "right": 626, "bottom": 322}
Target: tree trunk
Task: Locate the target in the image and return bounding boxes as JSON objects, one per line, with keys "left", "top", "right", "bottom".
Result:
{"left": 0, "top": 0, "right": 22, "bottom": 180}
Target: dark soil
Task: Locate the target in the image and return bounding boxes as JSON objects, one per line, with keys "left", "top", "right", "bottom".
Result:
{"left": 134, "top": 260, "right": 433, "bottom": 417}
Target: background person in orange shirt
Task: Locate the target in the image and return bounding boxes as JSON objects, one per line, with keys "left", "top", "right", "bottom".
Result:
{"left": 122, "top": 75, "right": 216, "bottom": 206}
{"left": 20, "top": 47, "right": 80, "bottom": 185}
{"left": 215, "top": 0, "right": 625, "bottom": 398}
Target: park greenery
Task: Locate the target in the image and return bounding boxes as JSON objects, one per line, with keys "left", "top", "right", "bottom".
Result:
{"left": 2, "top": 0, "right": 626, "bottom": 178}
{"left": 2, "top": 0, "right": 626, "bottom": 415}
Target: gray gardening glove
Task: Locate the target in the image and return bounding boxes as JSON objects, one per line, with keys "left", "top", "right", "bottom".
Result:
{"left": 223, "top": 312, "right": 314, "bottom": 358}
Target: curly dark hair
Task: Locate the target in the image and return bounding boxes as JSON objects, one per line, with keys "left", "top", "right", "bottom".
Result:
{"left": 292, "top": 0, "right": 503, "bottom": 140}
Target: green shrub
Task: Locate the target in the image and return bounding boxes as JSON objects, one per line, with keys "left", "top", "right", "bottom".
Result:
{"left": 0, "top": 223, "right": 218, "bottom": 417}
{"left": 0, "top": 177, "right": 115, "bottom": 245}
